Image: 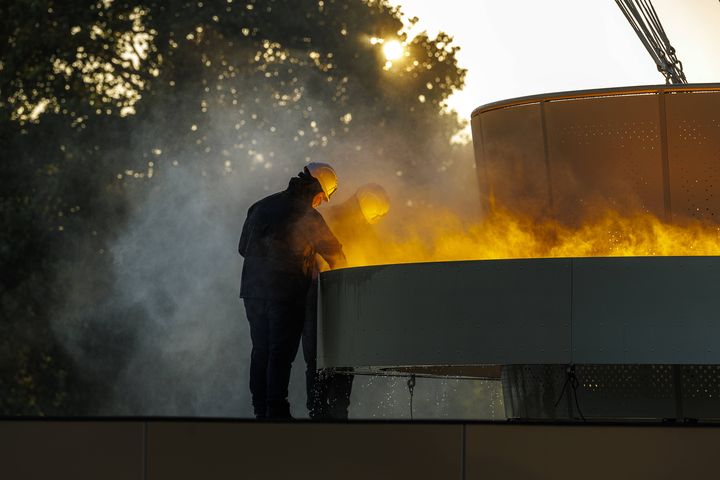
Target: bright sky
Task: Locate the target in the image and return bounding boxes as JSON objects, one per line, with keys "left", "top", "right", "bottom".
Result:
{"left": 392, "top": 0, "right": 720, "bottom": 120}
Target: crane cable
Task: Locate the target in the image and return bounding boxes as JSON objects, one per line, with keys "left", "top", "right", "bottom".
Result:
{"left": 615, "top": 0, "right": 687, "bottom": 84}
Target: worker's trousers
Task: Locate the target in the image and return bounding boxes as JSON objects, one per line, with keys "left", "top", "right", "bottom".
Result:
{"left": 244, "top": 297, "right": 305, "bottom": 419}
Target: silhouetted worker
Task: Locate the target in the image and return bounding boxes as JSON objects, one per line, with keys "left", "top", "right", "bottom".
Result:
{"left": 303, "top": 183, "right": 390, "bottom": 419}
{"left": 239, "top": 163, "right": 346, "bottom": 420}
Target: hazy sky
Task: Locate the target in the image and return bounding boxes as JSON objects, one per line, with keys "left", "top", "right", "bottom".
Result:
{"left": 392, "top": 0, "right": 720, "bottom": 120}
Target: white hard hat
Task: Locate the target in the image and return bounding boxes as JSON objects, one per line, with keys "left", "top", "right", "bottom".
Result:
{"left": 356, "top": 183, "right": 390, "bottom": 224}
{"left": 306, "top": 162, "right": 338, "bottom": 200}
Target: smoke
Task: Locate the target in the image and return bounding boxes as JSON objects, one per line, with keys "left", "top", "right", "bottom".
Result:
{"left": 45, "top": 41, "right": 500, "bottom": 418}
{"left": 54, "top": 167, "right": 248, "bottom": 415}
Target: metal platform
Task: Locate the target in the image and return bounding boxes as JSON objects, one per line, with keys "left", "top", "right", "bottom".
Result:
{"left": 319, "top": 256, "right": 720, "bottom": 420}
{"left": 319, "top": 256, "right": 720, "bottom": 371}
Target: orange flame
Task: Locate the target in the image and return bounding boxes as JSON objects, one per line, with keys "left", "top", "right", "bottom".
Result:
{"left": 335, "top": 204, "right": 720, "bottom": 268}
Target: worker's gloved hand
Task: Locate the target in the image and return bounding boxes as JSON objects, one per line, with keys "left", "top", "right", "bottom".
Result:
{"left": 326, "top": 250, "right": 347, "bottom": 270}
{"left": 334, "top": 256, "right": 348, "bottom": 269}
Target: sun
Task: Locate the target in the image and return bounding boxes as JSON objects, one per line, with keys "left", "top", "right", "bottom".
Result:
{"left": 382, "top": 40, "right": 404, "bottom": 61}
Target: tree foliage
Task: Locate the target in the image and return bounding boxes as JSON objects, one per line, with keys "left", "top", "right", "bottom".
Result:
{"left": 0, "top": 0, "right": 467, "bottom": 414}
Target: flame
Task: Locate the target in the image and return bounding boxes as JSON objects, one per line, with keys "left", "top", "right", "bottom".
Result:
{"left": 333, "top": 204, "right": 720, "bottom": 268}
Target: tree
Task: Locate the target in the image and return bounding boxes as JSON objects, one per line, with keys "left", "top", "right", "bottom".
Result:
{"left": 0, "top": 0, "right": 467, "bottom": 415}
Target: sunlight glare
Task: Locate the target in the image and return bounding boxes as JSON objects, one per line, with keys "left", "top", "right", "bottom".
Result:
{"left": 382, "top": 40, "right": 404, "bottom": 61}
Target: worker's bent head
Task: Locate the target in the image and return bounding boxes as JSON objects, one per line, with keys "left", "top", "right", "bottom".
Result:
{"left": 306, "top": 162, "right": 338, "bottom": 207}
{"left": 356, "top": 183, "right": 390, "bottom": 224}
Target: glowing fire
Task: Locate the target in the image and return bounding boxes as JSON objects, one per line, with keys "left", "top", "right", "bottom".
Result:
{"left": 332, "top": 204, "right": 720, "bottom": 268}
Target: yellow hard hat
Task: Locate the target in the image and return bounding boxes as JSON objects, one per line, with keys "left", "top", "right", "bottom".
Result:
{"left": 356, "top": 183, "right": 390, "bottom": 224}
{"left": 306, "top": 162, "right": 338, "bottom": 200}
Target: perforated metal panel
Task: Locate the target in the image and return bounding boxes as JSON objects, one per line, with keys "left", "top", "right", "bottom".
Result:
{"left": 681, "top": 365, "right": 720, "bottom": 419}
{"left": 544, "top": 94, "right": 665, "bottom": 221}
{"left": 501, "top": 365, "right": 569, "bottom": 419}
{"left": 503, "top": 364, "right": 720, "bottom": 421}
{"left": 574, "top": 365, "right": 676, "bottom": 419}
{"left": 500, "top": 365, "right": 677, "bottom": 421}
{"left": 471, "top": 84, "right": 720, "bottom": 222}
{"left": 579, "top": 365, "right": 674, "bottom": 399}
{"left": 666, "top": 91, "right": 720, "bottom": 220}
{"left": 477, "top": 103, "right": 550, "bottom": 218}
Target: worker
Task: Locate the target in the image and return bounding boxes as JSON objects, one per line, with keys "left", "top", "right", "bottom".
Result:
{"left": 238, "top": 163, "right": 346, "bottom": 420}
{"left": 324, "top": 182, "right": 391, "bottom": 236}
{"left": 303, "top": 183, "right": 391, "bottom": 419}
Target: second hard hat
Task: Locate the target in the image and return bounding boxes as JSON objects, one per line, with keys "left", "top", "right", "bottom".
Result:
{"left": 356, "top": 183, "right": 390, "bottom": 224}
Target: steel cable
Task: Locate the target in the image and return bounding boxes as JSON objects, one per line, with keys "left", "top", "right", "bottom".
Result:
{"left": 615, "top": 0, "right": 687, "bottom": 84}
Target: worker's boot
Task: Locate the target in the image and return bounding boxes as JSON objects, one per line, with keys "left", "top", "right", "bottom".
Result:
{"left": 252, "top": 398, "right": 267, "bottom": 420}
{"left": 308, "top": 404, "right": 329, "bottom": 420}
{"left": 267, "top": 401, "right": 294, "bottom": 420}
{"left": 327, "top": 372, "right": 353, "bottom": 420}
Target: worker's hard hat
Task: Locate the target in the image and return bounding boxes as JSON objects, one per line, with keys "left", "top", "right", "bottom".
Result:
{"left": 306, "top": 162, "right": 338, "bottom": 200}
{"left": 356, "top": 183, "right": 390, "bottom": 224}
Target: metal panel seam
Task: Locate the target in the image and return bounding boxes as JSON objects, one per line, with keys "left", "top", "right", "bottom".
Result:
{"left": 461, "top": 424, "right": 466, "bottom": 480}
{"left": 143, "top": 421, "right": 148, "bottom": 480}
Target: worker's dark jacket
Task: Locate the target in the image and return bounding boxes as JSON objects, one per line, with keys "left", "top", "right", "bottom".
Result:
{"left": 239, "top": 174, "right": 345, "bottom": 300}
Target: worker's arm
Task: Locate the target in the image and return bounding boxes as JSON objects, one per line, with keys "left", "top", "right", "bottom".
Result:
{"left": 312, "top": 212, "right": 347, "bottom": 269}
{"left": 238, "top": 205, "right": 256, "bottom": 257}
